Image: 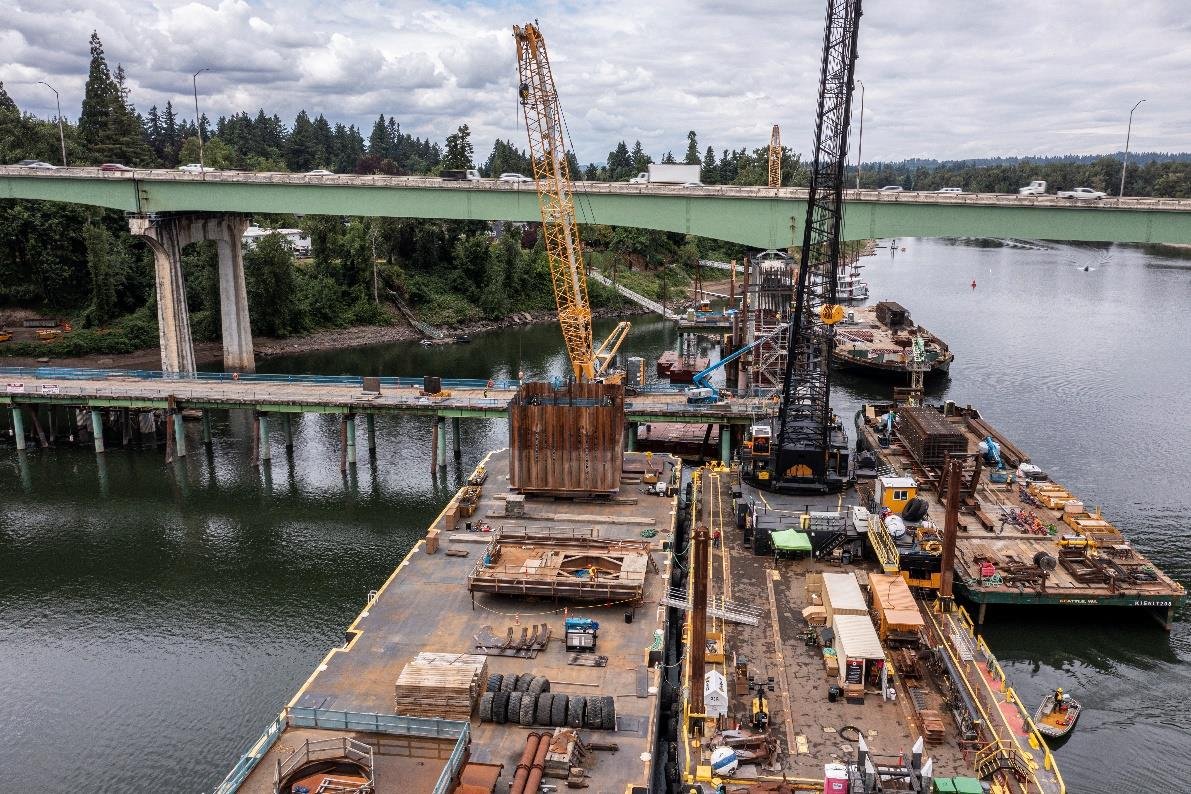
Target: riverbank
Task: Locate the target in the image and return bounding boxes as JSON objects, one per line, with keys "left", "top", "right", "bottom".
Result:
{"left": 0, "top": 305, "right": 651, "bottom": 371}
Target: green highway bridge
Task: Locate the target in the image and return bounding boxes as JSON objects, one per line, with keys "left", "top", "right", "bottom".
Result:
{"left": 0, "top": 368, "right": 763, "bottom": 467}
{"left": 4, "top": 166, "right": 1191, "bottom": 249}
{"left": 3, "top": 165, "right": 1189, "bottom": 378}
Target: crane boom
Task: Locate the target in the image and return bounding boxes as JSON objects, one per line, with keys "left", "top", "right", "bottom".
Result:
{"left": 769, "top": 0, "right": 862, "bottom": 491}
{"left": 768, "top": 125, "right": 782, "bottom": 188}
{"left": 514, "top": 22, "right": 628, "bottom": 381}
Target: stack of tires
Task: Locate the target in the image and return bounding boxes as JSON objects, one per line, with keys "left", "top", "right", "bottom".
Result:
{"left": 477, "top": 673, "right": 616, "bottom": 730}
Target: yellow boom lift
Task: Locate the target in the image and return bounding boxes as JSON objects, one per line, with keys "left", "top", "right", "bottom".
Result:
{"left": 768, "top": 124, "right": 782, "bottom": 188}
{"left": 514, "top": 22, "right": 630, "bottom": 382}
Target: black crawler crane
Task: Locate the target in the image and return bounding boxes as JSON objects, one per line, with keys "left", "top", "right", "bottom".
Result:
{"left": 751, "top": 0, "right": 862, "bottom": 492}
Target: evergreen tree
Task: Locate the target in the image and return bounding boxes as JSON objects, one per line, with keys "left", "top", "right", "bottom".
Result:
{"left": 442, "top": 124, "right": 474, "bottom": 169}
{"left": 630, "top": 140, "right": 651, "bottom": 174}
{"left": 607, "top": 141, "right": 632, "bottom": 181}
{"left": 684, "top": 130, "right": 701, "bottom": 164}
{"left": 286, "top": 110, "right": 322, "bottom": 171}
{"left": 368, "top": 114, "right": 388, "bottom": 156}
{"left": 161, "top": 101, "right": 181, "bottom": 165}
{"left": 662, "top": 151, "right": 676, "bottom": 164}
{"left": 702, "top": 146, "right": 717, "bottom": 184}
{"left": 78, "top": 32, "right": 151, "bottom": 164}
{"left": 386, "top": 117, "right": 400, "bottom": 162}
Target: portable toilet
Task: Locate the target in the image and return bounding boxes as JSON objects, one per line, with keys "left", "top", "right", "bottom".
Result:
{"left": 703, "top": 669, "right": 728, "bottom": 717}
{"left": 876, "top": 476, "right": 918, "bottom": 514}
{"left": 823, "top": 762, "right": 849, "bottom": 793}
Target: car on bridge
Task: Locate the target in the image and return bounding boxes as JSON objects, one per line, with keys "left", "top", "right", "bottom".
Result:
{"left": 307, "top": 169, "right": 335, "bottom": 175}
{"left": 100, "top": 163, "right": 132, "bottom": 172}
{"left": 1057, "top": 187, "right": 1107, "bottom": 200}
{"left": 499, "top": 172, "right": 532, "bottom": 182}
{"left": 936, "top": 187, "right": 963, "bottom": 193}
{"left": 178, "top": 163, "right": 216, "bottom": 173}
{"left": 879, "top": 185, "right": 904, "bottom": 192}
{"left": 13, "top": 159, "right": 57, "bottom": 169}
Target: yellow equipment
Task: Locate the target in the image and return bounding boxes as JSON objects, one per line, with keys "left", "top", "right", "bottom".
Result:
{"left": 513, "top": 23, "right": 629, "bottom": 382}
{"left": 0, "top": 330, "right": 12, "bottom": 343}
{"left": 768, "top": 124, "right": 782, "bottom": 188}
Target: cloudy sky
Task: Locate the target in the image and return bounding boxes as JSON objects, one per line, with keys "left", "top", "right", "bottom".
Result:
{"left": 3, "top": 0, "right": 1188, "bottom": 165}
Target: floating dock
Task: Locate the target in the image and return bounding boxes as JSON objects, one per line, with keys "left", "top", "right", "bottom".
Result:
{"left": 856, "top": 403, "right": 1185, "bottom": 629}
{"left": 215, "top": 449, "right": 681, "bottom": 794}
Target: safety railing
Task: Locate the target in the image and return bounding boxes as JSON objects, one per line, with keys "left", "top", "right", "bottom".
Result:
{"left": 276, "top": 736, "right": 374, "bottom": 790}
{"left": 212, "top": 711, "right": 287, "bottom": 794}
{"left": 866, "top": 514, "right": 901, "bottom": 574}
{"left": 212, "top": 708, "right": 468, "bottom": 794}
{"left": 953, "top": 608, "right": 1067, "bottom": 790}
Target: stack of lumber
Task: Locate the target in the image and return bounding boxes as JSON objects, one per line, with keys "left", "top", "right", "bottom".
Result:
{"left": 919, "top": 709, "right": 946, "bottom": 744}
{"left": 393, "top": 652, "right": 488, "bottom": 720}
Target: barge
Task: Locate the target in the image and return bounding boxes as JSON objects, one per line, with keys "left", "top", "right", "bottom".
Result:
{"left": 834, "top": 302, "right": 953, "bottom": 378}
{"left": 675, "top": 465, "right": 1065, "bottom": 794}
{"left": 215, "top": 448, "right": 682, "bottom": 794}
{"left": 854, "top": 402, "right": 1185, "bottom": 629}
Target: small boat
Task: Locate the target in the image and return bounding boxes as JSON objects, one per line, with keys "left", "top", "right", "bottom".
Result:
{"left": 1034, "top": 691, "right": 1081, "bottom": 739}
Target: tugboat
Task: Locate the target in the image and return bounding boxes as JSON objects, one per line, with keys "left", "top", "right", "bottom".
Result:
{"left": 1034, "top": 687, "right": 1081, "bottom": 741}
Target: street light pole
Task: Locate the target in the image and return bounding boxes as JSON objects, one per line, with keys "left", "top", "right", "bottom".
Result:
{"left": 855, "top": 80, "right": 865, "bottom": 190}
{"left": 37, "top": 81, "right": 67, "bottom": 166}
{"left": 192, "top": 67, "right": 211, "bottom": 180}
{"left": 1119, "top": 98, "right": 1145, "bottom": 198}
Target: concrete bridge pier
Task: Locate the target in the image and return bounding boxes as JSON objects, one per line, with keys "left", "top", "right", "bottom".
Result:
{"left": 626, "top": 422, "right": 638, "bottom": 453}
{"left": 258, "top": 413, "right": 270, "bottom": 462}
{"left": 91, "top": 409, "right": 105, "bottom": 453}
{"left": 451, "top": 417, "right": 461, "bottom": 459}
{"left": 719, "top": 425, "right": 731, "bottom": 464}
{"left": 12, "top": 406, "right": 26, "bottom": 450}
{"left": 129, "top": 213, "right": 255, "bottom": 375}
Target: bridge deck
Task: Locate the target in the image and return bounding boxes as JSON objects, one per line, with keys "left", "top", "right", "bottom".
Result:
{"left": 4, "top": 166, "right": 1190, "bottom": 247}
{"left": 0, "top": 369, "right": 769, "bottom": 425}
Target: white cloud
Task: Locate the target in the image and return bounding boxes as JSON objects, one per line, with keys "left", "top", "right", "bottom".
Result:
{"left": 2, "top": 0, "right": 1187, "bottom": 164}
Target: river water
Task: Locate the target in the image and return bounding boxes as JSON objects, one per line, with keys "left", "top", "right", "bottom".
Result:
{"left": 1, "top": 237, "right": 1188, "bottom": 792}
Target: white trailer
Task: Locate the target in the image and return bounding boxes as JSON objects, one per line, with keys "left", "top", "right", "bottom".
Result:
{"left": 629, "top": 163, "right": 702, "bottom": 185}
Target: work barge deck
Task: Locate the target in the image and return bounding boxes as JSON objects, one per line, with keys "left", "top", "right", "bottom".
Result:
{"left": 856, "top": 403, "right": 1185, "bottom": 629}
{"left": 215, "top": 449, "right": 680, "bottom": 794}
{"left": 677, "top": 467, "right": 1065, "bottom": 794}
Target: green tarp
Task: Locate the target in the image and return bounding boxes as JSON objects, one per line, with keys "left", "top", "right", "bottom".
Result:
{"left": 770, "top": 528, "right": 813, "bottom": 552}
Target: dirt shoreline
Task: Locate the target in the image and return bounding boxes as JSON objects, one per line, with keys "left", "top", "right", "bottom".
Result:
{"left": 0, "top": 306, "right": 650, "bottom": 371}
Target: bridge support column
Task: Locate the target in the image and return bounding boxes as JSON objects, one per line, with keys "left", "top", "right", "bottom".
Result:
{"left": 430, "top": 418, "right": 440, "bottom": 475}
{"left": 129, "top": 215, "right": 196, "bottom": 376}
{"left": 626, "top": 422, "right": 637, "bottom": 452}
{"left": 451, "top": 417, "right": 461, "bottom": 459}
{"left": 437, "top": 418, "right": 448, "bottom": 470}
{"left": 366, "top": 414, "right": 376, "bottom": 455}
{"left": 346, "top": 416, "right": 357, "bottom": 466}
{"left": 173, "top": 412, "right": 186, "bottom": 457}
{"left": 720, "top": 424, "right": 730, "bottom": 464}
{"left": 215, "top": 216, "right": 255, "bottom": 373}
{"left": 202, "top": 411, "right": 212, "bottom": 446}
{"left": 91, "top": 409, "right": 105, "bottom": 453}
{"left": 284, "top": 414, "right": 294, "bottom": 452}
{"left": 12, "top": 407, "right": 26, "bottom": 450}
{"left": 129, "top": 213, "right": 255, "bottom": 375}
{"left": 258, "top": 414, "right": 270, "bottom": 462}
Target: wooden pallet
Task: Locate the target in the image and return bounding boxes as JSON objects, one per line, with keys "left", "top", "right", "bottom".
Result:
{"left": 393, "top": 652, "right": 488, "bottom": 720}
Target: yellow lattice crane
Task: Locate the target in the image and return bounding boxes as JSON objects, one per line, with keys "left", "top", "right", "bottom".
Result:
{"left": 768, "top": 124, "right": 782, "bottom": 188}
{"left": 513, "top": 22, "right": 630, "bottom": 382}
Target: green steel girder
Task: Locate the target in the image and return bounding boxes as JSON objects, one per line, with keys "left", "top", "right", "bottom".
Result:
{"left": 2, "top": 173, "right": 1190, "bottom": 247}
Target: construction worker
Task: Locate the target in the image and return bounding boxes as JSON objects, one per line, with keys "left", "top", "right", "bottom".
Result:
{"left": 587, "top": 564, "right": 598, "bottom": 583}
{"left": 711, "top": 527, "right": 722, "bottom": 548}
{"left": 1054, "top": 687, "right": 1067, "bottom": 712}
